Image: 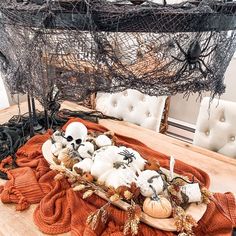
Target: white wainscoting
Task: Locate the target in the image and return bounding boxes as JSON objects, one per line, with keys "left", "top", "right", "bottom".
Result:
{"left": 167, "top": 118, "right": 196, "bottom": 143}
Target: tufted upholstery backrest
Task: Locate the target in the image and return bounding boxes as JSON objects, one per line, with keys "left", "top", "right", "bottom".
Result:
{"left": 96, "top": 89, "right": 167, "bottom": 132}
{"left": 193, "top": 97, "right": 236, "bottom": 158}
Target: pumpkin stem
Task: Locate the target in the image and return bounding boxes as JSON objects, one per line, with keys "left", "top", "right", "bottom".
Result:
{"left": 147, "top": 175, "right": 161, "bottom": 184}
{"left": 170, "top": 176, "right": 194, "bottom": 185}
{"left": 50, "top": 137, "right": 56, "bottom": 144}
{"left": 149, "top": 185, "right": 159, "bottom": 201}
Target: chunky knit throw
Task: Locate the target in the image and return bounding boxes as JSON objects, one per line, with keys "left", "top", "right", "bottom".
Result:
{"left": 0, "top": 118, "right": 235, "bottom": 236}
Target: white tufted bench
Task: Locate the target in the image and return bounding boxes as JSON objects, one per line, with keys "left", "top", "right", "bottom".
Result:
{"left": 193, "top": 97, "right": 236, "bottom": 158}
{"left": 96, "top": 89, "right": 167, "bottom": 132}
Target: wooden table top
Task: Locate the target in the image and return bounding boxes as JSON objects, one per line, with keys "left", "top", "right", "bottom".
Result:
{"left": 0, "top": 101, "right": 236, "bottom": 236}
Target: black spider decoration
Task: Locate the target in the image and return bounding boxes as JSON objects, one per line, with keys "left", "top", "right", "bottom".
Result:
{"left": 172, "top": 33, "right": 217, "bottom": 78}
{"left": 118, "top": 150, "right": 136, "bottom": 165}
{"left": 45, "top": 86, "right": 61, "bottom": 115}
{"left": 40, "top": 86, "right": 61, "bottom": 129}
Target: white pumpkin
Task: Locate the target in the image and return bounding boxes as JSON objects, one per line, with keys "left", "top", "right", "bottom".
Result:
{"left": 97, "top": 169, "right": 114, "bottom": 185}
{"left": 91, "top": 146, "right": 117, "bottom": 178}
{"left": 78, "top": 142, "right": 94, "bottom": 159}
{"left": 95, "top": 135, "right": 112, "bottom": 147}
{"left": 91, "top": 159, "right": 114, "bottom": 179}
{"left": 136, "top": 170, "right": 164, "bottom": 197}
{"left": 51, "top": 130, "right": 64, "bottom": 143}
{"left": 91, "top": 145, "right": 139, "bottom": 188}
{"left": 104, "top": 168, "right": 137, "bottom": 189}
{"left": 92, "top": 145, "right": 122, "bottom": 161}
{"left": 118, "top": 146, "right": 146, "bottom": 171}
{"left": 73, "top": 158, "right": 93, "bottom": 173}
{"left": 51, "top": 142, "right": 63, "bottom": 157}
{"left": 91, "top": 145, "right": 132, "bottom": 178}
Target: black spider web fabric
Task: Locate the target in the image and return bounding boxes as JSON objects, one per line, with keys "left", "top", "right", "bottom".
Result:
{"left": 0, "top": 0, "right": 236, "bottom": 110}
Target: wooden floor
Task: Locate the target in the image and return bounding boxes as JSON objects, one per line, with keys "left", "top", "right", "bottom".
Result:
{"left": 0, "top": 101, "right": 236, "bottom": 236}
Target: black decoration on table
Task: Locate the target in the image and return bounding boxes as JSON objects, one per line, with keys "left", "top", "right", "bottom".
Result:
{"left": 0, "top": 107, "right": 121, "bottom": 179}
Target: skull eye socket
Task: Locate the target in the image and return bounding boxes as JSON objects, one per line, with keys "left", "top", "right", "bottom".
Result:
{"left": 66, "top": 136, "right": 73, "bottom": 142}
{"left": 75, "top": 139, "right": 82, "bottom": 145}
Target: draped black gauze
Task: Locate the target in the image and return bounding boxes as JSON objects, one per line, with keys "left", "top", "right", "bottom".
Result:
{"left": 0, "top": 0, "right": 236, "bottom": 109}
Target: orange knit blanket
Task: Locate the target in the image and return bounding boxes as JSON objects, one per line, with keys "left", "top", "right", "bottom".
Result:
{"left": 0, "top": 118, "right": 235, "bottom": 236}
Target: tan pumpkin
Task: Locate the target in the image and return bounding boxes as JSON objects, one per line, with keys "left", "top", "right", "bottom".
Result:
{"left": 58, "top": 148, "right": 78, "bottom": 169}
{"left": 62, "top": 155, "right": 78, "bottom": 169}
{"left": 143, "top": 196, "right": 172, "bottom": 218}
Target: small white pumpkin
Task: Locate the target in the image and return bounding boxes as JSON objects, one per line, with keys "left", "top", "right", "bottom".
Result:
{"left": 97, "top": 169, "right": 114, "bottom": 185}
{"left": 104, "top": 167, "right": 137, "bottom": 189}
{"left": 91, "top": 145, "right": 140, "bottom": 188}
{"left": 118, "top": 146, "right": 146, "bottom": 171}
{"left": 136, "top": 170, "right": 164, "bottom": 197}
{"left": 91, "top": 159, "right": 114, "bottom": 179}
{"left": 73, "top": 158, "right": 93, "bottom": 173}
{"left": 95, "top": 135, "right": 112, "bottom": 147}
{"left": 143, "top": 196, "right": 172, "bottom": 219}
{"left": 92, "top": 146, "right": 122, "bottom": 162}
{"left": 51, "top": 130, "right": 64, "bottom": 143}
{"left": 51, "top": 142, "right": 63, "bottom": 157}
{"left": 91, "top": 146, "right": 124, "bottom": 178}
{"left": 78, "top": 142, "right": 94, "bottom": 159}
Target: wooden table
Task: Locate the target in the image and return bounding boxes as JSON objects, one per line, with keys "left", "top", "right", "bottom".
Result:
{"left": 0, "top": 101, "right": 236, "bottom": 236}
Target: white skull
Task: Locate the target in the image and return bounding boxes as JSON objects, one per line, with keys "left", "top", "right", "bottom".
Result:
{"left": 64, "top": 122, "right": 88, "bottom": 150}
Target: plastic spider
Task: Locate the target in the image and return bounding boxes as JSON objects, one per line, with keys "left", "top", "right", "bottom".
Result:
{"left": 46, "top": 86, "right": 61, "bottom": 115}
{"left": 118, "top": 150, "right": 136, "bottom": 165}
{"left": 172, "top": 33, "right": 217, "bottom": 78}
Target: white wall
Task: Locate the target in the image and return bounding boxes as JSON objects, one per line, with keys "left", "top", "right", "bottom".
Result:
{"left": 0, "top": 73, "right": 10, "bottom": 110}
{"left": 169, "top": 58, "right": 236, "bottom": 125}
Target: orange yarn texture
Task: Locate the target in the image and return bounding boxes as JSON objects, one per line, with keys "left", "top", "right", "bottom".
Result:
{"left": 0, "top": 118, "right": 236, "bottom": 236}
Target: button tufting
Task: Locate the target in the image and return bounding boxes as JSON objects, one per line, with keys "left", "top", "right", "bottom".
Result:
{"left": 146, "top": 112, "right": 151, "bottom": 117}
{"left": 129, "top": 105, "right": 134, "bottom": 111}
{"left": 123, "top": 91, "right": 128, "bottom": 96}
{"left": 205, "top": 130, "right": 210, "bottom": 136}
{"left": 220, "top": 117, "right": 225, "bottom": 122}
{"left": 230, "top": 136, "right": 235, "bottom": 141}
{"left": 113, "top": 101, "right": 117, "bottom": 107}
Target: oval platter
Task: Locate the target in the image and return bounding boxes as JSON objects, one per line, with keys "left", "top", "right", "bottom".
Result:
{"left": 42, "top": 139, "right": 207, "bottom": 232}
